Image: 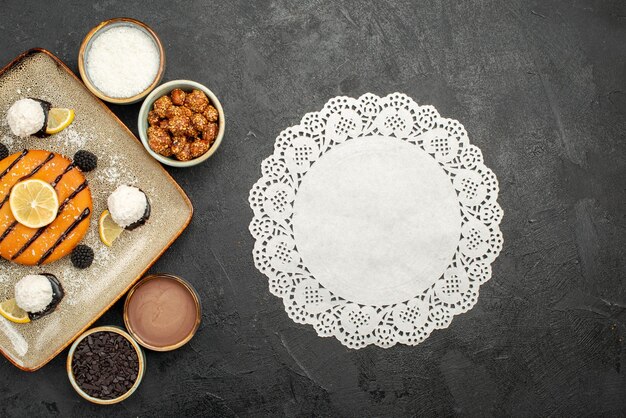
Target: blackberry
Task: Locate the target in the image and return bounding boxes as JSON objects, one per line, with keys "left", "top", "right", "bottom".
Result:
{"left": 74, "top": 150, "right": 97, "bottom": 172}
{"left": 0, "top": 143, "right": 8, "bottom": 160}
{"left": 71, "top": 245, "right": 94, "bottom": 269}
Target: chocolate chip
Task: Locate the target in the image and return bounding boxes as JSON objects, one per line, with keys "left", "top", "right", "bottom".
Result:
{"left": 71, "top": 331, "right": 140, "bottom": 400}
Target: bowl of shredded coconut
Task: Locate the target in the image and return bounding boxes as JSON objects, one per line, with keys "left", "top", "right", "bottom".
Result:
{"left": 78, "top": 18, "right": 165, "bottom": 104}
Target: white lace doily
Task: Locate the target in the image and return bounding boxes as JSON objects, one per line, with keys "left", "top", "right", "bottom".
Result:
{"left": 249, "top": 93, "right": 503, "bottom": 349}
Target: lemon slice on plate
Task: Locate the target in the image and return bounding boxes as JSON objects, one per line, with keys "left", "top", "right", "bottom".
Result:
{"left": 45, "top": 108, "right": 75, "bottom": 135}
{"left": 9, "top": 179, "right": 59, "bottom": 228}
{"left": 0, "top": 298, "right": 30, "bottom": 324}
{"left": 99, "top": 210, "right": 124, "bottom": 247}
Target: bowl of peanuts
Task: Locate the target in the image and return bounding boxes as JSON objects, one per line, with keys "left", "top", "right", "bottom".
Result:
{"left": 138, "top": 80, "right": 225, "bottom": 167}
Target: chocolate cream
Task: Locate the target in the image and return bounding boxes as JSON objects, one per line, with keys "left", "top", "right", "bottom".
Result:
{"left": 126, "top": 276, "right": 198, "bottom": 348}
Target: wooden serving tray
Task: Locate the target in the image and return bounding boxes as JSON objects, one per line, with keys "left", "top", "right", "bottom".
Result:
{"left": 0, "top": 49, "right": 193, "bottom": 371}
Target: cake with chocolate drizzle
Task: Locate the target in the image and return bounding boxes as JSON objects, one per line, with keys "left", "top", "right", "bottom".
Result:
{"left": 0, "top": 149, "right": 93, "bottom": 265}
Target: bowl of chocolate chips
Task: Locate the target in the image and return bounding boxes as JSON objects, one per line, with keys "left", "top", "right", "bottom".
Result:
{"left": 67, "top": 326, "right": 145, "bottom": 405}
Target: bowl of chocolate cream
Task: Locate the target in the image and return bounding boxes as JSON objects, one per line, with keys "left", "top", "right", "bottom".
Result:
{"left": 124, "top": 274, "right": 201, "bottom": 351}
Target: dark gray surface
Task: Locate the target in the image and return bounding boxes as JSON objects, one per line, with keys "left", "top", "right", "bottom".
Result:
{"left": 1, "top": 0, "right": 625, "bottom": 416}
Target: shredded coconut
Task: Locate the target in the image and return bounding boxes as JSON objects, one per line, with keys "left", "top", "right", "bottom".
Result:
{"left": 6, "top": 98, "right": 45, "bottom": 137}
{"left": 14, "top": 275, "right": 53, "bottom": 313}
{"left": 1, "top": 135, "right": 15, "bottom": 146}
{"left": 107, "top": 185, "right": 147, "bottom": 228}
{"left": 86, "top": 26, "right": 160, "bottom": 98}
{"left": 98, "top": 154, "right": 135, "bottom": 185}
{"left": 59, "top": 128, "right": 88, "bottom": 148}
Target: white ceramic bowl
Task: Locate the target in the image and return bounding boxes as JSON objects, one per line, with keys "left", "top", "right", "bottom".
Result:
{"left": 138, "top": 80, "right": 225, "bottom": 167}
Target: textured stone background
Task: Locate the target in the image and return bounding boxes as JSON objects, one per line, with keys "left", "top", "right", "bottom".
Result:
{"left": 1, "top": 0, "right": 625, "bottom": 416}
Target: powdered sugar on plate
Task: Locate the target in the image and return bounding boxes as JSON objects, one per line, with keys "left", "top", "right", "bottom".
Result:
{"left": 0, "top": 316, "right": 28, "bottom": 358}
{"left": 57, "top": 127, "right": 88, "bottom": 148}
{"left": 98, "top": 154, "right": 137, "bottom": 185}
{"left": 2, "top": 134, "right": 15, "bottom": 146}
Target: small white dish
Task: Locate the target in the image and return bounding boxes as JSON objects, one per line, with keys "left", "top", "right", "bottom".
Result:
{"left": 138, "top": 80, "right": 225, "bottom": 167}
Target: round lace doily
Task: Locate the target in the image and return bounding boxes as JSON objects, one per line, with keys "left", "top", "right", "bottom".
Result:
{"left": 249, "top": 93, "right": 503, "bottom": 349}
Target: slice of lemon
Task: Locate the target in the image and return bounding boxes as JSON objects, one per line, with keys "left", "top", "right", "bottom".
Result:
{"left": 9, "top": 179, "right": 59, "bottom": 228}
{"left": 99, "top": 210, "right": 124, "bottom": 247}
{"left": 0, "top": 298, "right": 30, "bottom": 324}
{"left": 45, "top": 108, "right": 75, "bottom": 135}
